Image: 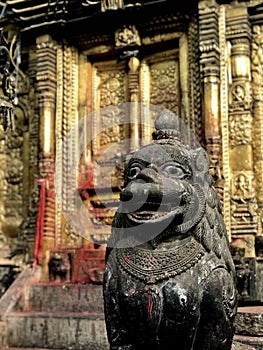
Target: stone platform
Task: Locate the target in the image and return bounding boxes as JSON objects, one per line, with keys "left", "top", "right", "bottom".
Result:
{"left": 0, "top": 266, "right": 109, "bottom": 350}
{"left": 233, "top": 306, "right": 263, "bottom": 350}
{"left": 0, "top": 266, "right": 263, "bottom": 349}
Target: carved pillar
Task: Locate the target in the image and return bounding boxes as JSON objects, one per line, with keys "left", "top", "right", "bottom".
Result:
{"left": 140, "top": 61, "right": 151, "bottom": 145}
{"left": 115, "top": 25, "right": 141, "bottom": 152}
{"left": 2, "top": 118, "right": 24, "bottom": 247}
{"left": 59, "top": 44, "right": 81, "bottom": 248}
{"left": 226, "top": 7, "right": 257, "bottom": 257}
{"left": 0, "top": 27, "right": 26, "bottom": 254}
{"left": 128, "top": 56, "right": 140, "bottom": 152}
{"left": 18, "top": 47, "right": 40, "bottom": 261}
{"left": 0, "top": 129, "right": 7, "bottom": 249}
{"left": 36, "top": 35, "right": 57, "bottom": 279}
{"left": 188, "top": 14, "right": 202, "bottom": 145}
{"left": 199, "top": 1, "right": 223, "bottom": 205}
{"left": 251, "top": 25, "right": 263, "bottom": 239}
{"left": 219, "top": 5, "right": 231, "bottom": 237}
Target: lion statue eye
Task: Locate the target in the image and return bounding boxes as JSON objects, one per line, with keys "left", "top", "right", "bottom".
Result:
{"left": 128, "top": 166, "right": 141, "bottom": 179}
{"left": 161, "top": 164, "right": 187, "bottom": 178}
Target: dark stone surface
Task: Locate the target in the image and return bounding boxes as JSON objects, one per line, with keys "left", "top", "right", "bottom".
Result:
{"left": 103, "top": 111, "right": 238, "bottom": 350}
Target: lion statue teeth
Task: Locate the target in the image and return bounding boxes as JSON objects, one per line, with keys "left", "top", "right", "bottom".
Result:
{"left": 103, "top": 110, "right": 237, "bottom": 350}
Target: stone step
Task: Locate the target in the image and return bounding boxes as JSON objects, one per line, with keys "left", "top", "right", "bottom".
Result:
{"left": 232, "top": 306, "right": 263, "bottom": 350}
{"left": 17, "top": 283, "right": 104, "bottom": 313}
{"left": 7, "top": 348, "right": 54, "bottom": 350}
{"left": 5, "top": 310, "right": 262, "bottom": 350}
{"left": 5, "top": 342, "right": 261, "bottom": 350}
{"left": 5, "top": 311, "right": 109, "bottom": 350}
{"left": 234, "top": 306, "right": 263, "bottom": 336}
{"left": 233, "top": 335, "right": 263, "bottom": 350}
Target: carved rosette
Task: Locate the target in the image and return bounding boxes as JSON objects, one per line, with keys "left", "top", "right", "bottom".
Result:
{"left": 150, "top": 58, "right": 179, "bottom": 115}
{"left": 226, "top": 6, "right": 257, "bottom": 256}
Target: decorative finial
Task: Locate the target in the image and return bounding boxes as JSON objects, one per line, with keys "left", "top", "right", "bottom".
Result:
{"left": 152, "top": 110, "right": 181, "bottom": 141}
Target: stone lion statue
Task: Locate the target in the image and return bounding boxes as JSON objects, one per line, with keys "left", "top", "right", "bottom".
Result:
{"left": 103, "top": 111, "right": 237, "bottom": 350}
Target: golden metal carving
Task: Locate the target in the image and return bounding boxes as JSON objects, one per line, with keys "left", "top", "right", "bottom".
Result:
{"left": 150, "top": 57, "right": 179, "bottom": 114}
{"left": 252, "top": 26, "right": 263, "bottom": 217}
{"left": 55, "top": 44, "right": 63, "bottom": 247}
{"left": 229, "top": 113, "right": 253, "bottom": 147}
{"left": 142, "top": 32, "right": 181, "bottom": 46}
{"left": 139, "top": 61, "right": 151, "bottom": 145}
{"left": 199, "top": 1, "right": 224, "bottom": 222}
{"left": 59, "top": 44, "right": 82, "bottom": 248}
{"left": 0, "top": 66, "right": 31, "bottom": 252}
{"left": 219, "top": 5, "right": 231, "bottom": 237}
{"left": 36, "top": 35, "right": 57, "bottom": 279}
{"left": 6, "top": 1, "right": 263, "bottom": 280}
{"left": 101, "top": 0, "right": 124, "bottom": 12}
{"left": 185, "top": 15, "right": 203, "bottom": 152}
{"left": 229, "top": 82, "right": 251, "bottom": 111}
{"left": 92, "top": 61, "right": 127, "bottom": 159}
{"left": 13, "top": 46, "right": 40, "bottom": 262}
{"left": 231, "top": 171, "right": 254, "bottom": 201}
{"left": 128, "top": 56, "right": 140, "bottom": 151}
{"left": 226, "top": 6, "right": 258, "bottom": 252}
{"left": 141, "top": 49, "right": 180, "bottom": 128}
{"left": 115, "top": 25, "right": 141, "bottom": 48}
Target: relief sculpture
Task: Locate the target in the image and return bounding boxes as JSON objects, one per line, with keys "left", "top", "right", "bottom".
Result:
{"left": 103, "top": 110, "right": 237, "bottom": 350}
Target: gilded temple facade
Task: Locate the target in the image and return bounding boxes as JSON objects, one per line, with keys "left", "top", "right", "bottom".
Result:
{"left": 0, "top": 0, "right": 263, "bottom": 302}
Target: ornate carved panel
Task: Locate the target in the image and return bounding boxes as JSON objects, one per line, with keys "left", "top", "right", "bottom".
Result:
{"left": 91, "top": 61, "right": 128, "bottom": 158}
{"left": 148, "top": 50, "right": 180, "bottom": 117}
{"left": 229, "top": 112, "right": 253, "bottom": 148}
{"left": 140, "top": 49, "right": 180, "bottom": 144}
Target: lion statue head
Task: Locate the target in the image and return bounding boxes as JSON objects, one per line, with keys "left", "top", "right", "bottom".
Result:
{"left": 107, "top": 110, "right": 235, "bottom": 275}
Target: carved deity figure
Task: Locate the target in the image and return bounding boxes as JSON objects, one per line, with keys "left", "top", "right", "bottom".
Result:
{"left": 103, "top": 110, "right": 237, "bottom": 350}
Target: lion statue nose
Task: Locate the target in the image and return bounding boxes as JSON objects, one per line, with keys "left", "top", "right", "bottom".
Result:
{"left": 136, "top": 167, "right": 161, "bottom": 183}
{"left": 120, "top": 181, "right": 161, "bottom": 203}
{"left": 119, "top": 177, "right": 187, "bottom": 215}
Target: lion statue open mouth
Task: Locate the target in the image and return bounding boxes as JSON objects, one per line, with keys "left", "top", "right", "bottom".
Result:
{"left": 103, "top": 111, "right": 237, "bottom": 350}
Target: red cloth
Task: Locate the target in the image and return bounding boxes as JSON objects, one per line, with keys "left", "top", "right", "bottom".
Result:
{"left": 33, "top": 178, "right": 46, "bottom": 267}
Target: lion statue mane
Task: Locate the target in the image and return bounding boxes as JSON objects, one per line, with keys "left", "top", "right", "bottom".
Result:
{"left": 103, "top": 111, "right": 237, "bottom": 350}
